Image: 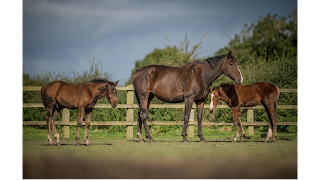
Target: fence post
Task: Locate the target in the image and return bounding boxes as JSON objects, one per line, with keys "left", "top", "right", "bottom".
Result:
{"left": 126, "top": 85, "right": 134, "bottom": 138}
{"left": 187, "top": 108, "right": 195, "bottom": 137}
{"left": 62, "top": 108, "right": 70, "bottom": 138}
{"left": 247, "top": 109, "right": 254, "bottom": 136}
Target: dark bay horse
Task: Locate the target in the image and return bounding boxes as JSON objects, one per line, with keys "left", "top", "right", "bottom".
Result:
{"left": 41, "top": 79, "right": 118, "bottom": 146}
{"left": 209, "top": 81, "right": 280, "bottom": 143}
{"left": 133, "top": 51, "right": 243, "bottom": 142}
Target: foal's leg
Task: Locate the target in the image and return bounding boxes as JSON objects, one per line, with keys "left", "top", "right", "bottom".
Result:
{"left": 232, "top": 108, "right": 239, "bottom": 142}
{"left": 45, "top": 107, "right": 54, "bottom": 146}
{"left": 51, "top": 107, "right": 63, "bottom": 146}
{"left": 196, "top": 101, "right": 206, "bottom": 142}
{"left": 238, "top": 112, "right": 245, "bottom": 142}
{"left": 84, "top": 109, "right": 93, "bottom": 146}
{"left": 182, "top": 96, "right": 194, "bottom": 142}
{"left": 266, "top": 104, "right": 278, "bottom": 143}
{"left": 262, "top": 102, "right": 278, "bottom": 143}
{"left": 265, "top": 124, "right": 273, "bottom": 143}
{"left": 75, "top": 106, "right": 85, "bottom": 146}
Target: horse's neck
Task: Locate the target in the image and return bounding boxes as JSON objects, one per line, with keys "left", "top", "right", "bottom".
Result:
{"left": 93, "top": 83, "right": 107, "bottom": 100}
{"left": 202, "top": 61, "right": 223, "bottom": 87}
{"left": 220, "top": 94, "right": 231, "bottom": 106}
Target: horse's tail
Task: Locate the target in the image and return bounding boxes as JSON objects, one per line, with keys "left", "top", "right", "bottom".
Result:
{"left": 275, "top": 86, "right": 280, "bottom": 110}
{"left": 40, "top": 86, "right": 46, "bottom": 108}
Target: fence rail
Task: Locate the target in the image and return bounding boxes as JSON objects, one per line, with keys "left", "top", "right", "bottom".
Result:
{"left": 23, "top": 86, "right": 297, "bottom": 138}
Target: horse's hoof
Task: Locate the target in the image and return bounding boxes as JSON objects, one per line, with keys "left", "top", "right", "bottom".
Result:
{"left": 138, "top": 139, "right": 145, "bottom": 142}
{"left": 49, "top": 143, "right": 54, "bottom": 146}
{"left": 148, "top": 139, "right": 155, "bottom": 143}
{"left": 76, "top": 144, "right": 81, "bottom": 147}
{"left": 182, "top": 140, "right": 189, "bottom": 142}
{"left": 86, "top": 144, "right": 91, "bottom": 146}
{"left": 199, "top": 139, "right": 206, "bottom": 143}
{"left": 56, "top": 142, "right": 61, "bottom": 146}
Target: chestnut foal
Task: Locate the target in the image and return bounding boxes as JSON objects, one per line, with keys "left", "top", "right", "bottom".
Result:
{"left": 210, "top": 82, "right": 280, "bottom": 142}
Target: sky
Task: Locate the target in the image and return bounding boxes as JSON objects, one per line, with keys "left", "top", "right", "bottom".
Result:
{"left": 22, "top": 0, "right": 297, "bottom": 85}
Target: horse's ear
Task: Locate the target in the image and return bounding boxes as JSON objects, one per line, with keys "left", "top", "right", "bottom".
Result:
{"left": 226, "top": 51, "right": 234, "bottom": 65}
{"left": 115, "top": 80, "right": 119, "bottom": 86}
{"left": 106, "top": 80, "right": 109, "bottom": 85}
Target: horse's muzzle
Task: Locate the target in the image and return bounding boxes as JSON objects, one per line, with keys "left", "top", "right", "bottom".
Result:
{"left": 111, "top": 104, "right": 117, "bottom": 108}
{"left": 210, "top": 108, "right": 216, "bottom": 114}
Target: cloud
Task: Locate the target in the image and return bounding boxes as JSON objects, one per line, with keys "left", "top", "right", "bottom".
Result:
{"left": 23, "top": 0, "right": 224, "bottom": 39}
{"left": 23, "top": 0, "right": 297, "bottom": 82}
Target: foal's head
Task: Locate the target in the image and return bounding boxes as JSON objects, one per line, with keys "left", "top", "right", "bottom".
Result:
{"left": 221, "top": 51, "right": 243, "bottom": 85}
{"left": 105, "top": 80, "right": 119, "bottom": 108}
{"left": 209, "top": 86, "right": 223, "bottom": 113}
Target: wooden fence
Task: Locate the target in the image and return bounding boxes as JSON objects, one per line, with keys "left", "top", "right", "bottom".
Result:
{"left": 23, "top": 85, "right": 297, "bottom": 138}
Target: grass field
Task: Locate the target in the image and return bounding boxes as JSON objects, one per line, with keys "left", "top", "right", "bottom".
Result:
{"left": 23, "top": 127, "right": 297, "bottom": 179}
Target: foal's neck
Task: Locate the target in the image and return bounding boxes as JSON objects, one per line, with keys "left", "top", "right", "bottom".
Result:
{"left": 94, "top": 83, "right": 107, "bottom": 99}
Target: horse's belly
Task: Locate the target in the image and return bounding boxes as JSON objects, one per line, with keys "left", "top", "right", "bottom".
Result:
{"left": 155, "top": 93, "right": 184, "bottom": 103}
{"left": 152, "top": 87, "right": 184, "bottom": 103}
{"left": 56, "top": 96, "right": 79, "bottom": 109}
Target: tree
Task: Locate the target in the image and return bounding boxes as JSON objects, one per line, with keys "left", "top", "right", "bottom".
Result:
{"left": 215, "top": 11, "right": 297, "bottom": 63}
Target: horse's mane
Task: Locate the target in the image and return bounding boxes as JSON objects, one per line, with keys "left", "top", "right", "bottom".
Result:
{"left": 219, "top": 82, "right": 234, "bottom": 87}
{"left": 86, "top": 79, "right": 108, "bottom": 83}
{"left": 205, "top": 54, "right": 226, "bottom": 68}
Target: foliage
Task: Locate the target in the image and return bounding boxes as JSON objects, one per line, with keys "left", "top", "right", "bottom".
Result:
{"left": 215, "top": 11, "right": 297, "bottom": 64}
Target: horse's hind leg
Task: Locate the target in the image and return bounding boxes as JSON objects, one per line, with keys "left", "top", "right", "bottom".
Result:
{"left": 45, "top": 108, "right": 54, "bottom": 146}
{"left": 141, "top": 99, "right": 154, "bottom": 142}
{"left": 238, "top": 116, "right": 245, "bottom": 142}
{"left": 265, "top": 124, "right": 273, "bottom": 143}
{"left": 75, "top": 106, "right": 85, "bottom": 146}
{"left": 267, "top": 104, "right": 278, "bottom": 142}
{"left": 51, "top": 107, "right": 63, "bottom": 146}
{"left": 137, "top": 109, "right": 144, "bottom": 142}
{"left": 263, "top": 103, "right": 277, "bottom": 143}
{"left": 136, "top": 91, "right": 154, "bottom": 142}
{"left": 84, "top": 109, "right": 93, "bottom": 146}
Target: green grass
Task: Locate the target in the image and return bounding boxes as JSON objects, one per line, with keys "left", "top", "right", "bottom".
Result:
{"left": 23, "top": 127, "right": 297, "bottom": 178}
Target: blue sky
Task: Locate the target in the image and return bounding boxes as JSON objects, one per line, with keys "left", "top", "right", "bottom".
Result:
{"left": 23, "top": 0, "right": 297, "bottom": 85}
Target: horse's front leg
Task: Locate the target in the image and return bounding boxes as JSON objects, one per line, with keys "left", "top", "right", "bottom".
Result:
{"left": 232, "top": 107, "right": 239, "bottom": 142}
{"left": 182, "top": 96, "right": 194, "bottom": 142}
{"left": 196, "top": 100, "right": 206, "bottom": 142}
{"left": 84, "top": 109, "right": 93, "bottom": 146}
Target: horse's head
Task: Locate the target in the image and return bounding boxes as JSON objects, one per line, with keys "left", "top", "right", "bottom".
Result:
{"left": 105, "top": 80, "right": 119, "bottom": 108}
{"left": 222, "top": 51, "right": 243, "bottom": 85}
{"left": 209, "top": 86, "right": 223, "bottom": 113}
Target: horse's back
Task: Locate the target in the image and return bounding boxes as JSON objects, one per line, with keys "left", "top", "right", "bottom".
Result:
{"left": 133, "top": 64, "right": 203, "bottom": 102}
{"left": 41, "top": 81, "right": 64, "bottom": 107}
{"left": 133, "top": 64, "right": 184, "bottom": 90}
{"left": 255, "top": 82, "right": 278, "bottom": 97}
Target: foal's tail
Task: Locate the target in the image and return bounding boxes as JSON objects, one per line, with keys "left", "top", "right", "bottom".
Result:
{"left": 40, "top": 86, "right": 46, "bottom": 108}
{"left": 275, "top": 86, "right": 280, "bottom": 110}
